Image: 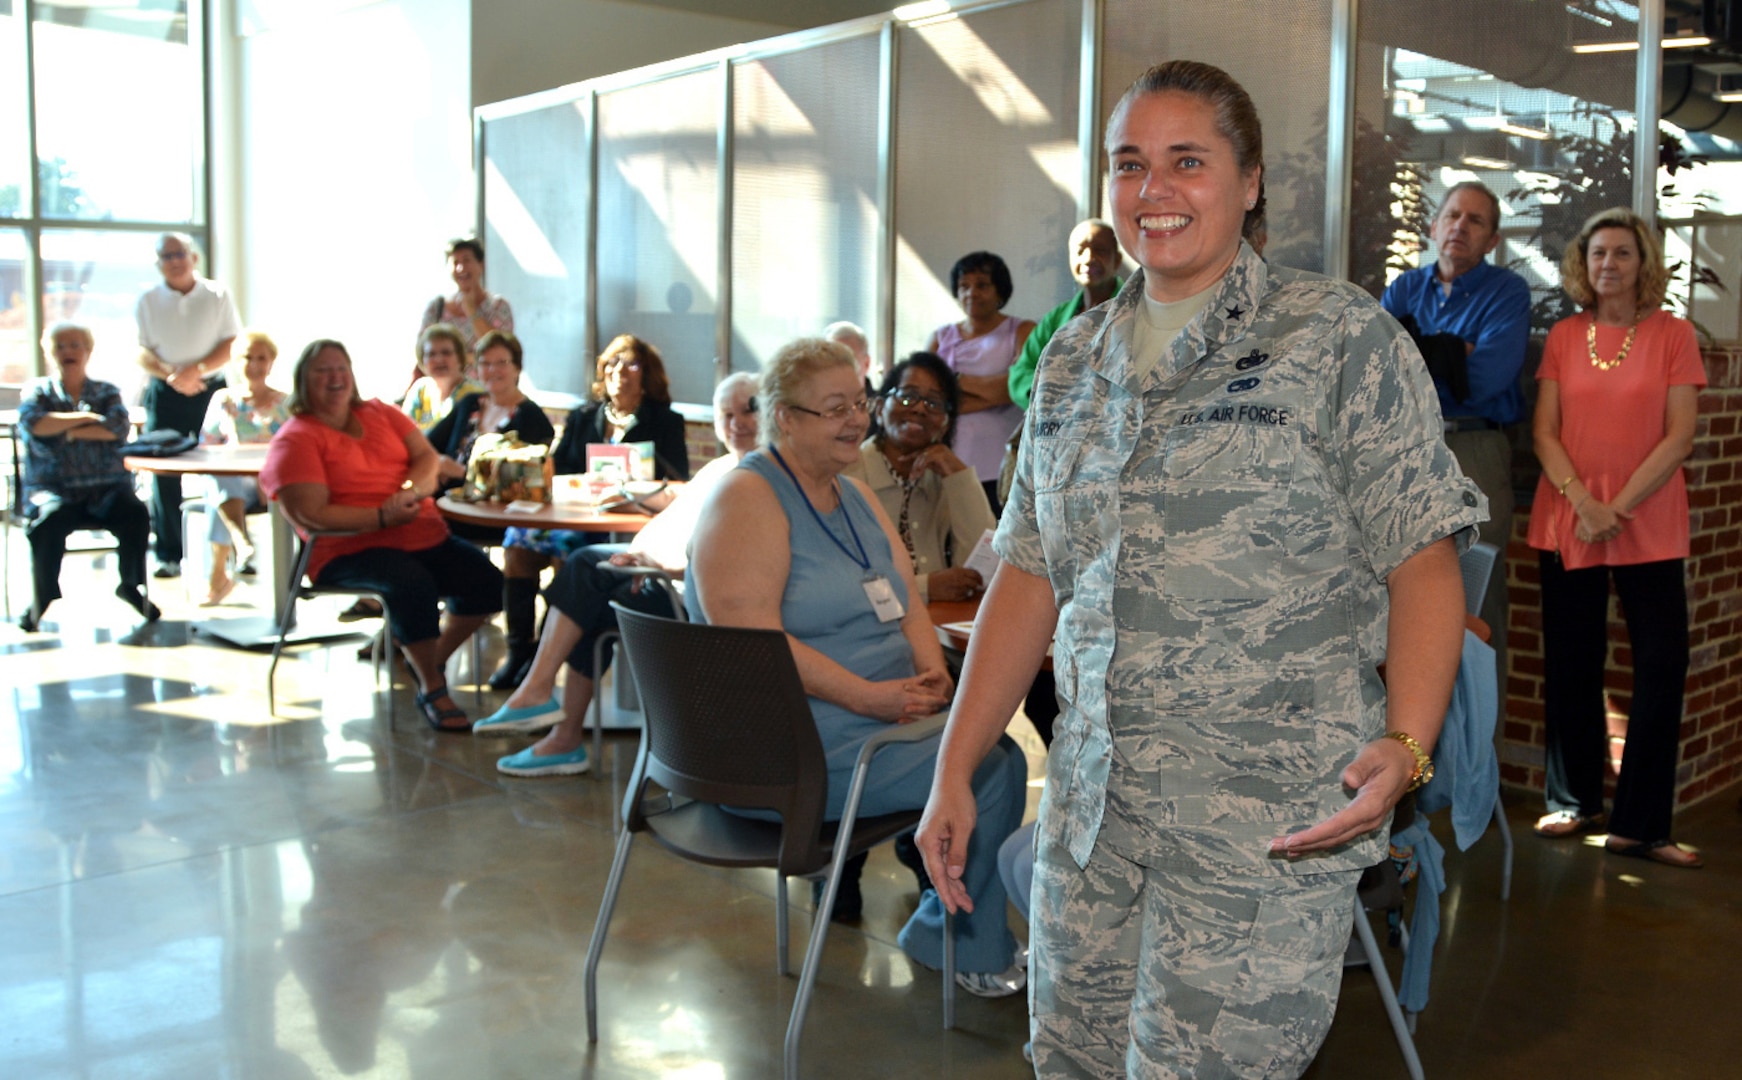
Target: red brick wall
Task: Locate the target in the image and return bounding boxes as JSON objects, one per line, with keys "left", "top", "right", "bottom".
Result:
{"left": 685, "top": 419, "right": 723, "bottom": 474}
{"left": 1501, "top": 344, "right": 1742, "bottom": 811}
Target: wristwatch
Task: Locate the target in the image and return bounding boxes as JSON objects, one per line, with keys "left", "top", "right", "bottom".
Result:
{"left": 1384, "top": 731, "right": 1435, "bottom": 792}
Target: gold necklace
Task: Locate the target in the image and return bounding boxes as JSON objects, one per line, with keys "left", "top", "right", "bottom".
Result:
{"left": 1587, "top": 315, "right": 1637, "bottom": 371}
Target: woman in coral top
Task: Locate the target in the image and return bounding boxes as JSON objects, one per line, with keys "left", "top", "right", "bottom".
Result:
{"left": 1527, "top": 208, "right": 1706, "bottom": 868}
{"left": 261, "top": 340, "right": 504, "bottom": 733}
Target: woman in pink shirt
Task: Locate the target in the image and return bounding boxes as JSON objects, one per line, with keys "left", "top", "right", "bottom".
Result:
{"left": 925, "top": 251, "right": 1035, "bottom": 513}
{"left": 1527, "top": 208, "right": 1706, "bottom": 868}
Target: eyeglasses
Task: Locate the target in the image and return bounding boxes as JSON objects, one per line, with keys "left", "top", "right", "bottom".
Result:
{"left": 884, "top": 388, "right": 948, "bottom": 414}
{"left": 604, "top": 359, "right": 642, "bottom": 373}
{"left": 787, "top": 397, "right": 870, "bottom": 422}
{"left": 157, "top": 250, "right": 190, "bottom": 261}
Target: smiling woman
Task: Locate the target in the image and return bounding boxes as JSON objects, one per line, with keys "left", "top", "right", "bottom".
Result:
{"left": 1526, "top": 207, "right": 1706, "bottom": 869}
{"left": 916, "top": 59, "right": 1484, "bottom": 1078}
{"left": 843, "top": 351, "right": 995, "bottom": 604}
{"left": 684, "top": 336, "right": 1029, "bottom": 997}
{"left": 261, "top": 340, "right": 504, "bottom": 734}
{"left": 925, "top": 251, "right": 1036, "bottom": 509}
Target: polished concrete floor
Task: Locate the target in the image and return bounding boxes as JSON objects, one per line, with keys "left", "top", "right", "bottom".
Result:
{"left": 2, "top": 556, "right": 1738, "bottom": 1079}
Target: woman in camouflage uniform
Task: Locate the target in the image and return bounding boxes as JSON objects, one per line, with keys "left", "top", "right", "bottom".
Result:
{"left": 916, "top": 61, "right": 1484, "bottom": 1078}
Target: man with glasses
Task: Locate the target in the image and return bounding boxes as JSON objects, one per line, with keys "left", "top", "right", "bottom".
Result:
{"left": 135, "top": 232, "right": 242, "bottom": 577}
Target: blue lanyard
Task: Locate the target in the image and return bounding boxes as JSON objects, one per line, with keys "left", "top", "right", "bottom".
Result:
{"left": 768, "top": 445, "right": 870, "bottom": 572}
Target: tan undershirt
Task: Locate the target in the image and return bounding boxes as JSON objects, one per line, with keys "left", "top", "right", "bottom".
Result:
{"left": 1128, "top": 283, "right": 1219, "bottom": 384}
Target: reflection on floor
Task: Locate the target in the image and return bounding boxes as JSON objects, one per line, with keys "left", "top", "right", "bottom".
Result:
{"left": 1, "top": 563, "right": 1737, "bottom": 1078}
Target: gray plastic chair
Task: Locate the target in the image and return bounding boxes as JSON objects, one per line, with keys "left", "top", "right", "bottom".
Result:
{"left": 584, "top": 605, "right": 955, "bottom": 1080}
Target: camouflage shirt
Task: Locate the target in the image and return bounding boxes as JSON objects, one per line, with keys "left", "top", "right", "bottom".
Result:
{"left": 994, "top": 244, "right": 1485, "bottom": 876}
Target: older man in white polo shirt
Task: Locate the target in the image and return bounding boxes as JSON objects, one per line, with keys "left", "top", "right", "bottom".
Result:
{"left": 135, "top": 232, "right": 242, "bottom": 577}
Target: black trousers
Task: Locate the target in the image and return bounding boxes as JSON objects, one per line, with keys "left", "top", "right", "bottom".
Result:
{"left": 544, "top": 543, "right": 674, "bottom": 674}
{"left": 1539, "top": 553, "right": 1689, "bottom": 841}
{"left": 142, "top": 374, "right": 225, "bottom": 563}
{"left": 25, "top": 486, "right": 151, "bottom": 613}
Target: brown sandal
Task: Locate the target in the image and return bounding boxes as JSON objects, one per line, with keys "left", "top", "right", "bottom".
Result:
{"left": 1605, "top": 838, "right": 1704, "bottom": 869}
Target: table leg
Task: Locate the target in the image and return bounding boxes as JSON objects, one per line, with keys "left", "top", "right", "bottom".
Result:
{"left": 271, "top": 504, "right": 294, "bottom": 624}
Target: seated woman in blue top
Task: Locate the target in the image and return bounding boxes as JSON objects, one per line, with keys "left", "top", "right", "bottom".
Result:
{"left": 17, "top": 321, "right": 159, "bottom": 632}
{"left": 685, "top": 337, "right": 1028, "bottom": 998}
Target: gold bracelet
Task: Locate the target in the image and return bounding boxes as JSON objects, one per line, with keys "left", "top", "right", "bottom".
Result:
{"left": 1384, "top": 731, "right": 1435, "bottom": 792}
{"left": 1557, "top": 474, "right": 1578, "bottom": 495}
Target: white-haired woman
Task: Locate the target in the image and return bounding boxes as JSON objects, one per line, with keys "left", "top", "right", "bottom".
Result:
{"left": 686, "top": 338, "right": 1029, "bottom": 997}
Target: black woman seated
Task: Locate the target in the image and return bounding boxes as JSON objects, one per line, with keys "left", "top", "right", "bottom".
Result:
{"left": 17, "top": 321, "right": 159, "bottom": 632}
{"left": 843, "top": 351, "right": 996, "bottom": 604}
{"left": 490, "top": 333, "right": 690, "bottom": 690}
{"left": 260, "top": 339, "right": 503, "bottom": 732}
{"left": 476, "top": 372, "right": 761, "bottom": 776}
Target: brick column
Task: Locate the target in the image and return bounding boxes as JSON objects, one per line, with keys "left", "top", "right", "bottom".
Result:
{"left": 1500, "top": 344, "right": 1742, "bottom": 810}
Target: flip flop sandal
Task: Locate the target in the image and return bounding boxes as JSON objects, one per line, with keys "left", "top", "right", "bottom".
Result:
{"left": 1533, "top": 810, "right": 1605, "bottom": 838}
{"left": 416, "top": 687, "right": 470, "bottom": 733}
{"left": 1605, "top": 838, "right": 1704, "bottom": 869}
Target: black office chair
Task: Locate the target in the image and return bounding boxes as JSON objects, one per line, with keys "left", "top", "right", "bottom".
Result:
{"left": 584, "top": 605, "right": 955, "bottom": 1080}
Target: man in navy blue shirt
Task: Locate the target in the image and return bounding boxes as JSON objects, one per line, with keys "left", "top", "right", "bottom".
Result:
{"left": 1382, "top": 180, "right": 1529, "bottom": 676}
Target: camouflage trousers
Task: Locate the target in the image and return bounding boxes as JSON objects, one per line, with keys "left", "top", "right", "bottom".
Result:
{"left": 1030, "top": 827, "right": 1358, "bottom": 1078}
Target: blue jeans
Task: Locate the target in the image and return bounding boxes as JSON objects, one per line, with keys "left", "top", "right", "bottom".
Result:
{"left": 732, "top": 729, "right": 1027, "bottom": 975}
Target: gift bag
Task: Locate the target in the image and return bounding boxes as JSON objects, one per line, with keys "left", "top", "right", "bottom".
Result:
{"left": 463, "top": 432, "right": 554, "bottom": 503}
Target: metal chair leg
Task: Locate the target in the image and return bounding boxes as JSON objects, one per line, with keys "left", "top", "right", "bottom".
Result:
{"left": 1353, "top": 895, "right": 1425, "bottom": 1080}
{"left": 786, "top": 837, "right": 858, "bottom": 1080}
{"left": 776, "top": 874, "right": 791, "bottom": 977}
{"left": 943, "top": 912, "right": 955, "bottom": 1030}
{"left": 584, "top": 826, "right": 636, "bottom": 1044}
{"left": 1493, "top": 795, "right": 1514, "bottom": 902}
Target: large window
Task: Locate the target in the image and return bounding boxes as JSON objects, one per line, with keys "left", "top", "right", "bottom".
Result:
{"left": 476, "top": 0, "right": 1694, "bottom": 409}
{"left": 1, "top": 0, "right": 207, "bottom": 387}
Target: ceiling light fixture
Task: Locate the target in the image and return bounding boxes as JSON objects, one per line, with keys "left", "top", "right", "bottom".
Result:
{"left": 1461, "top": 155, "right": 1515, "bottom": 170}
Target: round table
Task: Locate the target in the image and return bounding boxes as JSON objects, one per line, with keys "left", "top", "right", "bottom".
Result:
{"left": 122, "top": 443, "right": 270, "bottom": 478}
{"left": 435, "top": 494, "right": 663, "bottom": 535}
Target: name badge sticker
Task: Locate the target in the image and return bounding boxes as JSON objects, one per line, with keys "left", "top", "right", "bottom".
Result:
{"left": 863, "top": 574, "right": 905, "bottom": 623}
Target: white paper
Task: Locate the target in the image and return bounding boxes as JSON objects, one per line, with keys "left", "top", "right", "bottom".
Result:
{"left": 963, "top": 528, "right": 1000, "bottom": 583}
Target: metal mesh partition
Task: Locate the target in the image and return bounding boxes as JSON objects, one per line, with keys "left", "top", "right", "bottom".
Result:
{"left": 482, "top": 100, "right": 591, "bottom": 397}
{"left": 1099, "top": 0, "right": 1333, "bottom": 275}
{"left": 892, "top": 0, "right": 1082, "bottom": 357}
{"left": 731, "top": 34, "right": 883, "bottom": 376}
{"left": 1352, "top": 0, "right": 1639, "bottom": 328}
{"left": 597, "top": 70, "right": 721, "bottom": 407}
